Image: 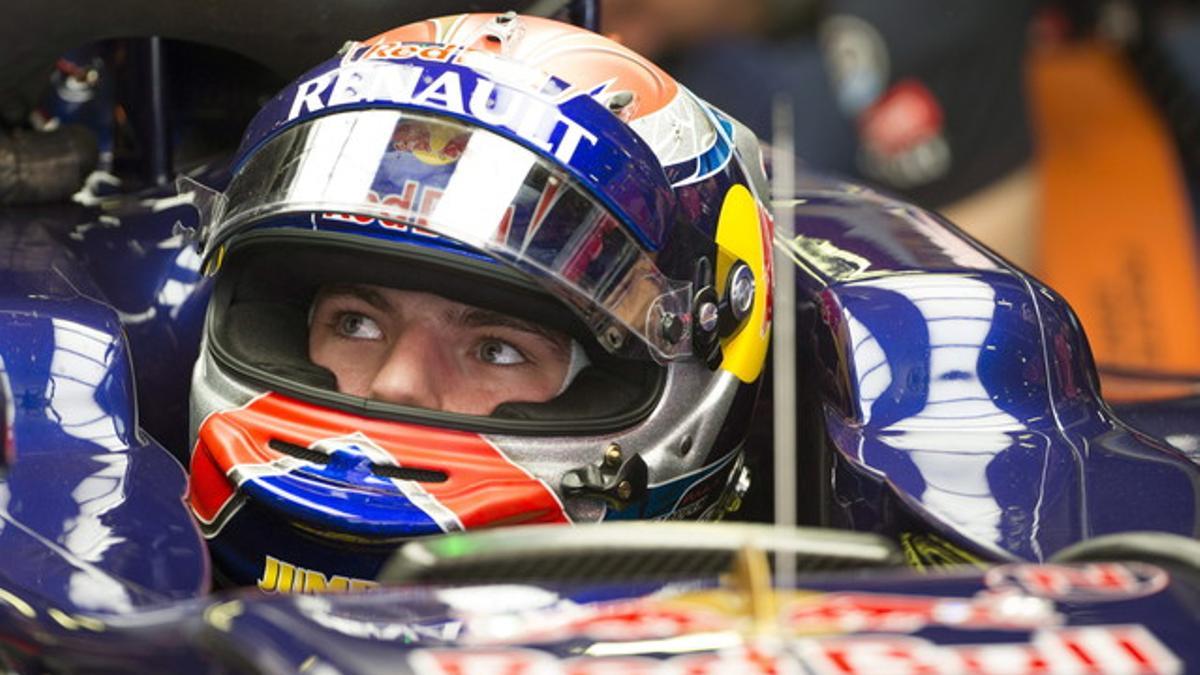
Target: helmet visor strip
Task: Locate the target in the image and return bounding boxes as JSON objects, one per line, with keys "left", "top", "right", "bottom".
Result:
{"left": 208, "top": 110, "right": 692, "bottom": 361}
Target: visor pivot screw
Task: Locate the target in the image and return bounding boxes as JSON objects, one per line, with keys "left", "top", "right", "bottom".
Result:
{"left": 602, "top": 326, "right": 624, "bottom": 351}
{"left": 716, "top": 262, "right": 756, "bottom": 338}
{"left": 698, "top": 301, "right": 719, "bottom": 334}
{"left": 616, "top": 480, "right": 633, "bottom": 501}
{"left": 604, "top": 443, "right": 623, "bottom": 467}
{"left": 729, "top": 263, "right": 756, "bottom": 321}
{"left": 660, "top": 312, "right": 685, "bottom": 344}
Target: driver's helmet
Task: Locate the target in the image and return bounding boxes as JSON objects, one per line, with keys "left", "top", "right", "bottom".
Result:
{"left": 183, "top": 13, "right": 774, "bottom": 590}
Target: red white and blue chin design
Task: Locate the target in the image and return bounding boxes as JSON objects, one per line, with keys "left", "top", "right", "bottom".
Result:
{"left": 187, "top": 391, "right": 570, "bottom": 589}
{"left": 185, "top": 13, "right": 775, "bottom": 590}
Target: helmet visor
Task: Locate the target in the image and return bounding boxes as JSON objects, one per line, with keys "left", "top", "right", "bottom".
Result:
{"left": 205, "top": 110, "right": 692, "bottom": 361}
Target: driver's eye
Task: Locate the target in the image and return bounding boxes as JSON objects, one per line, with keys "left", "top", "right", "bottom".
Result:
{"left": 478, "top": 338, "right": 527, "bottom": 365}
{"left": 336, "top": 312, "right": 384, "bottom": 340}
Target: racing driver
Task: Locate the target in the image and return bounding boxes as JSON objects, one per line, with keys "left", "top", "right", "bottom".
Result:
{"left": 183, "top": 12, "right": 776, "bottom": 591}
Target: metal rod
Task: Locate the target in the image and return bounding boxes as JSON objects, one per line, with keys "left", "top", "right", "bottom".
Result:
{"left": 771, "top": 94, "right": 797, "bottom": 588}
{"left": 144, "top": 36, "right": 171, "bottom": 186}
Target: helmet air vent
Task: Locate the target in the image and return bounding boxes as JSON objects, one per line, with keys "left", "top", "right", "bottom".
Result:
{"left": 268, "top": 438, "right": 448, "bottom": 483}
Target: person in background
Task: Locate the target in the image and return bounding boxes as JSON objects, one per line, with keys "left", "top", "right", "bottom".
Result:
{"left": 606, "top": 0, "right": 1200, "bottom": 403}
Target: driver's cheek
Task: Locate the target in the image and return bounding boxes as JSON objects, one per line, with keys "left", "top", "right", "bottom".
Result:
{"left": 310, "top": 336, "right": 389, "bottom": 399}
{"left": 440, "top": 353, "right": 528, "bottom": 416}
{"left": 450, "top": 360, "right": 562, "bottom": 414}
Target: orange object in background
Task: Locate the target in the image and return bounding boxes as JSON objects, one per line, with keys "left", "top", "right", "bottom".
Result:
{"left": 1029, "top": 40, "right": 1200, "bottom": 401}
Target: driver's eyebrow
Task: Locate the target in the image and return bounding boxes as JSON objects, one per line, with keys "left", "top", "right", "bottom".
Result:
{"left": 454, "top": 306, "right": 568, "bottom": 347}
{"left": 316, "top": 283, "right": 393, "bottom": 313}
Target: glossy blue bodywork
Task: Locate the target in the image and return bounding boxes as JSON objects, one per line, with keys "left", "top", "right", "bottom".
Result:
{"left": 0, "top": 205, "right": 209, "bottom": 613}
{"left": 782, "top": 183, "right": 1200, "bottom": 561}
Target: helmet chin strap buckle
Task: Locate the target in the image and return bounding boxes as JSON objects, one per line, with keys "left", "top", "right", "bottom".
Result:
{"left": 561, "top": 443, "right": 649, "bottom": 511}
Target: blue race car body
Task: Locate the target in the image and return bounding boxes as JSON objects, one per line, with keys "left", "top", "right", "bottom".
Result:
{"left": 2, "top": 0, "right": 1200, "bottom": 670}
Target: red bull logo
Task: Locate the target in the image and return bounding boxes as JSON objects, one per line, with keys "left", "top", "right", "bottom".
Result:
{"left": 410, "top": 626, "right": 1181, "bottom": 675}
{"left": 346, "top": 41, "right": 459, "bottom": 65}
{"left": 786, "top": 590, "right": 1058, "bottom": 634}
{"left": 985, "top": 563, "right": 1169, "bottom": 602}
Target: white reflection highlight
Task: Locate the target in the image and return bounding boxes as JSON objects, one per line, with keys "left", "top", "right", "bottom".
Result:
{"left": 156, "top": 278, "right": 191, "bottom": 309}
{"left": 62, "top": 453, "right": 128, "bottom": 563}
{"left": 67, "top": 568, "right": 133, "bottom": 613}
{"left": 845, "top": 314, "right": 891, "bottom": 425}
{"left": 435, "top": 585, "right": 560, "bottom": 615}
{"left": 37, "top": 320, "right": 137, "bottom": 613}
{"left": 585, "top": 631, "right": 744, "bottom": 656}
{"left": 122, "top": 238, "right": 202, "bottom": 325}
{"left": 887, "top": 205, "right": 999, "bottom": 270}
{"left": 163, "top": 247, "right": 202, "bottom": 320}
{"left": 433, "top": 131, "right": 536, "bottom": 247}
{"left": 45, "top": 319, "right": 125, "bottom": 451}
{"left": 294, "top": 112, "right": 395, "bottom": 204}
{"left": 853, "top": 276, "right": 1021, "bottom": 545}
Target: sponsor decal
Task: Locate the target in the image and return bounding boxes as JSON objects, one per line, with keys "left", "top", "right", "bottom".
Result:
{"left": 287, "top": 61, "right": 598, "bottom": 166}
{"left": 857, "top": 79, "right": 951, "bottom": 189}
{"left": 321, "top": 184, "right": 514, "bottom": 240}
{"left": 391, "top": 118, "right": 470, "bottom": 165}
{"left": 898, "top": 531, "right": 987, "bottom": 571}
{"left": 759, "top": 205, "right": 774, "bottom": 331}
{"left": 343, "top": 41, "right": 460, "bottom": 65}
{"left": 257, "top": 555, "right": 376, "bottom": 593}
{"left": 802, "top": 625, "right": 1180, "bottom": 675}
{"left": 459, "top": 592, "right": 739, "bottom": 647}
{"left": 985, "top": 563, "right": 1169, "bottom": 602}
{"left": 321, "top": 184, "right": 446, "bottom": 232}
{"left": 410, "top": 626, "right": 1181, "bottom": 675}
{"left": 464, "top": 587, "right": 1057, "bottom": 647}
{"left": 786, "top": 590, "right": 1059, "bottom": 634}
{"left": 475, "top": 599, "right": 731, "bottom": 645}
{"left": 662, "top": 458, "right": 732, "bottom": 521}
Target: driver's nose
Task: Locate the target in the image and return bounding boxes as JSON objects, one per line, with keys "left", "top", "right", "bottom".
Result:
{"left": 367, "top": 324, "right": 447, "bottom": 411}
